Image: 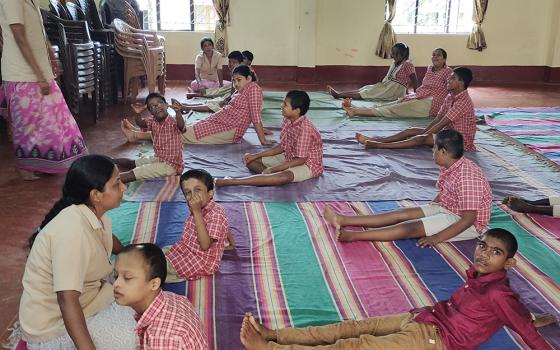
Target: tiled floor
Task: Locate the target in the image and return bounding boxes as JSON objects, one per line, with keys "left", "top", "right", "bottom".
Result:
{"left": 1, "top": 81, "right": 559, "bottom": 343}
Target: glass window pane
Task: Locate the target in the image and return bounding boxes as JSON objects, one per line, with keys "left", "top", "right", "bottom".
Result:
{"left": 394, "top": 0, "right": 473, "bottom": 34}
{"left": 393, "top": 0, "right": 417, "bottom": 34}
{"left": 160, "top": 0, "right": 192, "bottom": 31}
{"left": 193, "top": 0, "right": 218, "bottom": 31}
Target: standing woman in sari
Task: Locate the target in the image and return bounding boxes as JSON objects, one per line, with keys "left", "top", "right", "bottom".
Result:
{"left": 0, "top": 0, "right": 88, "bottom": 180}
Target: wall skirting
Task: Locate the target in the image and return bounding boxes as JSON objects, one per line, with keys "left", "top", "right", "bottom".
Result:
{"left": 166, "top": 64, "right": 560, "bottom": 84}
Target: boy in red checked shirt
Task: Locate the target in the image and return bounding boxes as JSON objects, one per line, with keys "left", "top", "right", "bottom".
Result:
{"left": 240, "top": 228, "right": 557, "bottom": 350}
{"left": 164, "top": 169, "right": 235, "bottom": 282}
{"left": 215, "top": 90, "right": 323, "bottom": 188}
{"left": 114, "top": 93, "right": 186, "bottom": 183}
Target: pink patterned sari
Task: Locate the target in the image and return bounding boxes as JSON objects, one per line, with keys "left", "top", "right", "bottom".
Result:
{"left": 2, "top": 80, "right": 88, "bottom": 173}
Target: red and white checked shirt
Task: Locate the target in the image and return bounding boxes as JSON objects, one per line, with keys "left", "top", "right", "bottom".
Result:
{"left": 437, "top": 89, "right": 477, "bottom": 151}
{"left": 402, "top": 65, "right": 453, "bottom": 115}
{"left": 145, "top": 116, "right": 185, "bottom": 174}
{"left": 166, "top": 200, "right": 229, "bottom": 280}
{"left": 437, "top": 156, "right": 492, "bottom": 233}
{"left": 193, "top": 82, "right": 262, "bottom": 142}
{"left": 280, "top": 115, "right": 324, "bottom": 177}
{"left": 135, "top": 290, "right": 208, "bottom": 350}
{"left": 385, "top": 60, "right": 416, "bottom": 87}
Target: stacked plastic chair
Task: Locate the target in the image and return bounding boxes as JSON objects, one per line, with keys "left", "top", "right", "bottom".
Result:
{"left": 112, "top": 18, "right": 166, "bottom": 102}
{"left": 41, "top": 9, "right": 100, "bottom": 122}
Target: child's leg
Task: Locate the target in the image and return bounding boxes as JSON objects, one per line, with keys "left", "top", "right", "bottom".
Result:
{"left": 327, "top": 85, "right": 363, "bottom": 100}
{"left": 323, "top": 205, "right": 425, "bottom": 230}
{"left": 120, "top": 170, "right": 137, "bottom": 184}
{"left": 503, "top": 197, "right": 554, "bottom": 216}
{"left": 355, "top": 127, "right": 425, "bottom": 145}
{"left": 121, "top": 121, "right": 152, "bottom": 142}
{"left": 246, "top": 157, "right": 267, "bottom": 174}
{"left": 216, "top": 171, "right": 294, "bottom": 187}
{"left": 343, "top": 106, "right": 379, "bottom": 118}
{"left": 365, "top": 133, "right": 433, "bottom": 150}
{"left": 338, "top": 219, "right": 425, "bottom": 242}
{"left": 125, "top": 157, "right": 177, "bottom": 183}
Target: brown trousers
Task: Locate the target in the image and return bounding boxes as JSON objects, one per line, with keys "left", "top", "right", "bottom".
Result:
{"left": 268, "top": 313, "right": 445, "bottom": 350}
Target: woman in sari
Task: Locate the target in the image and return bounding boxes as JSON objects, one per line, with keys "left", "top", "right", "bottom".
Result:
{"left": 0, "top": 0, "right": 87, "bottom": 180}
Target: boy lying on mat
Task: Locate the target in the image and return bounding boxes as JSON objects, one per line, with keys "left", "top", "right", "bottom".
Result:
{"left": 163, "top": 169, "right": 235, "bottom": 282}
{"left": 239, "top": 228, "right": 557, "bottom": 350}
{"left": 324, "top": 129, "right": 491, "bottom": 247}
{"left": 215, "top": 90, "right": 323, "bottom": 188}
{"left": 114, "top": 243, "right": 208, "bottom": 349}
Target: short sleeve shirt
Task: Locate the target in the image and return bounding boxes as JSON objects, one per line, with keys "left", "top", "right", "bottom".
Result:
{"left": 166, "top": 200, "right": 230, "bottom": 280}
{"left": 437, "top": 90, "right": 477, "bottom": 151}
{"left": 437, "top": 157, "right": 492, "bottom": 233}
{"left": 145, "top": 116, "right": 185, "bottom": 173}
{"left": 194, "top": 50, "right": 222, "bottom": 81}
{"left": 280, "top": 116, "right": 324, "bottom": 177}
{"left": 193, "top": 82, "right": 263, "bottom": 142}
{"left": 135, "top": 291, "right": 208, "bottom": 350}
{"left": 19, "top": 205, "right": 114, "bottom": 343}
{"left": 385, "top": 60, "right": 415, "bottom": 86}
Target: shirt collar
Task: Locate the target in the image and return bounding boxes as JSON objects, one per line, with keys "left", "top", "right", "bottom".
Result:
{"left": 135, "top": 290, "right": 165, "bottom": 329}
{"left": 201, "top": 199, "right": 217, "bottom": 215}
{"left": 450, "top": 89, "right": 468, "bottom": 100}
{"left": 287, "top": 115, "right": 307, "bottom": 126}
{"left": 466, "top": 265, "right": 508, "bottom": 286}
{"left": 440, "top": 156, "right": 466, "bottom": 176}
{"left": 76, "top": 204, "right": 107, "bottom": 230}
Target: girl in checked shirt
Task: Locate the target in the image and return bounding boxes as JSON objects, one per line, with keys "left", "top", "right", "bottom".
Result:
{"left": 327, "top": 42, "right": 418, "bottom": 102}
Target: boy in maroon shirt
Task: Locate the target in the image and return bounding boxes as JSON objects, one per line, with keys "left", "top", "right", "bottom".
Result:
{"left": 239, "top": 228, "right": 557, "bottom": 350}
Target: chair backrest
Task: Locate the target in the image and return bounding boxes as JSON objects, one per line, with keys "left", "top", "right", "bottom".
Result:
{"left": 121, "top": 1, "right": 141, "bottom": 29}
{"left": 76, "top": 0, "right": 105, "bottom": 31}
{"left": 65, "top": 2, "right": 86, "bottom": 21}
{"left": 49, "top": 0, "right": 71, "bottom": 20}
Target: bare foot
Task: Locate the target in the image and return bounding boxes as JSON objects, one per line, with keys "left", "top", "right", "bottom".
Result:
{"left": 337, "top": 230, "right": 354, "bottom": 242}
{"left": 18, "top": 169, "right": 40, "bottom": 181}
{"left": 342, "top": 105, "right": 357, "bottom": 118}
{"left": 504, "top": 197, "right": 532, "bottom": 213}
{"left": 240, "top": 315, "right": 268, "bottom": 350}
{"left": 263, "top": 128, "right": 273, "bottom": 135}
{"left": 355, "top": 133, "right": 370, "bottom": 145}
{"left": 342, "top": 98, "right": 352, "bottom": 108}
{"left": 122, "top": 118, "right": 141, "bottom": 131}
{"left": 246, "top": 313, "right": 276, "bottom": 341}
{"left": 323, "top": 206, "right": 342, "bottom": 232}
{"left": 533, "top": 313, "right": 557, "bottom": 328}
{"left": 327, "top": 85, "right": 340, "bottom": 99}
{"left": 121, "top": 120, "right": 137, "bottom": 143}
{"left": 364, "top": 140, "right": 382, "bottom": 149}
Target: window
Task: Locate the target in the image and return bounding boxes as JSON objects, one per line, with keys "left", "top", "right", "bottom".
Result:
{"left": 136, "top": 0, "right": 218, "bottom": 31}
{"left": 392, "top": 0, "right": 474, "bottom": 34}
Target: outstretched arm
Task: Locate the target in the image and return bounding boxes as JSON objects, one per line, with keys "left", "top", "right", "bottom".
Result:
{"left": 57, "top": 291, "right": 96, "bottom": 350}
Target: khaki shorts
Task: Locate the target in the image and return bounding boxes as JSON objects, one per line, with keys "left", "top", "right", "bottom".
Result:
{"left": 358, "top": 80, "right": 406, "bottom": 101}
{"left": 133, "top": 156, "right": 177, "bottom": 180}
{"left": 181, "top": 126, "right": 236, "bottom": 144}
{"left": 374, "top": 97, "right": 433, "bottom": 118}
{"left": 550, "top": 197, "right": 560, "bottom": 217}
{"left": 420, "top": 204, "right": 480, "bottom": 241}
{"left": 261, "top": 153, "right": 314, "bottom": 183}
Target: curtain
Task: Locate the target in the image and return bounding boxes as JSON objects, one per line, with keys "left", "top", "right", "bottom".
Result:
{"left": 212, "top": 0, "right": 230, "bottom": 55}
{"left": 375, "top": 0, "right": 397, "bottom": 59}
{"left": 467, "top": 0, "right": 488, "bottom": 51}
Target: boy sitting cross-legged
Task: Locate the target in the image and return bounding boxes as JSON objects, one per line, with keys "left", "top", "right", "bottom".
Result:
{"left": 239, "top": 228, "right": 557, "bottom": 350}
{"left": 215, "top": 90, "right": 323, "bottom": 188}
{"left": 114, "top": 243, "right": 208, "bottom": 349}
{"left": 324, "top": 129, "right": 491, "bottom": 247}
{"left": 164, "top": 169, "right": 235, "bottom": 282}
{"left": 114, "top": 93, "right": 186, "bottom": 184}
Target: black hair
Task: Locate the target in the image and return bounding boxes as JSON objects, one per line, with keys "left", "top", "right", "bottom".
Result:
{"left": 145, "top": 92, "right": 166, "bottom": 105}
{"left": 242, "top": 50, "right": 254, "bottom": 62}
{"left": 484, "top": 228, "right": 518, "bottom": 258}
{"left": 180, "top": 169, "right": 214, "bottom": 191}
{"left": 453, "top": 67, "right": 473, "bottom": 88}
{"left": 120, "top": 243, "right": 167, "bottom": 284}
{"left": 30, "top": 155, "right": 115, "bottom": 247}
{"left": 434, "top": 47, "right": 448, "bottom": 59}
{"left": 435, "top": 129, "right": 464, "bottom": 159}
{"left": 285, "top": 90, "right": 311, "bottom": 116}
{"left": 393, "top": 42, "right": 409, "bottom": 61}
{"left": 232, "top": 64, "right": 257, "bottom": 82}
{"left": 227, "top": 50, "right": 244, "bottom": 64}
{"left": 200, "top": 37, "right": 214, "bottom": 50}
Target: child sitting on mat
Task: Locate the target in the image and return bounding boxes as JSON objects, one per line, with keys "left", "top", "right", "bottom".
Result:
{"left": 503, "top": 196, "right": 560, "bottom": 217}
{"left": 355, "top": 67, "right": 477, "bottom": 152}
{"left": 239, "top": 228, "right": 557, "bottom": 350}
{"left": 114, "top": 93, "right": 185, "bottom": 183}
{"left": 215, "top": 90, "right": 323, "bottom": 188}
{"left": 343, "top": 48, "right": 453, "bottom": 118}
{"left": 163, "top": 169, "right": 235, "bottom": 282}
{"left": 122, "top": 64, "right": 273, "bottom": 145}
{"left": 114, "top": 243, "right": 208, "bottom": 349}
{"left": 328, "top": 42, "right": 418, "bottom": 101}
{"left": 324, "top": 129, "right": 491, "bottom": 247}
